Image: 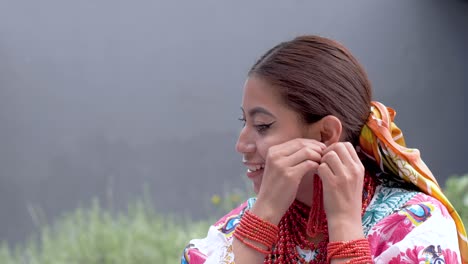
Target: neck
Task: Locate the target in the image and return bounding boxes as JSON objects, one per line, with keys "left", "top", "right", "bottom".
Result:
{"left": 295, "top": 192, "right": 313, "bottom": 207}
{"left": 295, "top": 172, "right": 316, "bottom": 207}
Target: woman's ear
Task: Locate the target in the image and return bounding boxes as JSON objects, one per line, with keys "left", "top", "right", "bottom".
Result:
{"left": 317, "top": 115, "right": 342, "bottom": 146}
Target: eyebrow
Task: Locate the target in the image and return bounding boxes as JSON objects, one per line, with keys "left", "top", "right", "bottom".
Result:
{"left": 241, "top": 106, "right": 276, "bottom": 118}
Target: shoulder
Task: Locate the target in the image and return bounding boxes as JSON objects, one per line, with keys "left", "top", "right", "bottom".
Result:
{"left": 365, "top": 183, "right": 455, "bottom": 238}
{"left": 366, "top": 188, "right": 461, "bottom": 263}
{"left": 181, "top": 198, "right": 256, "bottom": 264}
{"left": 362, "top": 184, "right": 419, "bottom": 236}
{"left": 212, "top": 197, "right": 256, "bottom": 236}
{"left": 366, "top": 185, "right": 454, "bottom": 234}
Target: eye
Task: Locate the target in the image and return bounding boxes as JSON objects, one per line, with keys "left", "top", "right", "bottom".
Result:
{"left": 238, "top": 117, "right": 246, "bottom": 127}
{"left": 254, "top": 122, "right": 275, "bottom": 134}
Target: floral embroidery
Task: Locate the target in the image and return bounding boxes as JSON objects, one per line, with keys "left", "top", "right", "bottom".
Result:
{"left": 362, "top": 184, "right": 417, "bottom": 236}
{"left": 220, "top": 244, "right": 235, "bottom": 264}
{"left": 388, "top": 245, "right": 425, "bottom": 263}
{"left": 406, "top": 193, "right": 452, "bottom": 219}
{"left": 182, "top": 188, "right": 461, "bottom": 263}
{"left": 399, "top": 203, "right": 434, "bottom": 226}
{"left": 387, "top": 245, "right": 459, "bottom": 264}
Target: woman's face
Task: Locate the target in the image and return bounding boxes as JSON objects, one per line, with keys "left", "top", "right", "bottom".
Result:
{"left": 236, "top": 76, "right": 319, "bottom": 194}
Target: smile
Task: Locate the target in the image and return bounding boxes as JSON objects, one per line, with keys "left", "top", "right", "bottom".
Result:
{"left": 247, "top": 164, "right": 265, "bottom": 173}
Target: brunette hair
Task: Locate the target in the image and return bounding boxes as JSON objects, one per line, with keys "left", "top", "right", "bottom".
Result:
{"left": 248, "top": 35, "right": 372, "bottom": 145}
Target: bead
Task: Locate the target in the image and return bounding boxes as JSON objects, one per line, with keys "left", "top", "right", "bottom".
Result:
{"left": 327, "top": 238, "right": 372, "bottom": 263}
{"left": 233, "top": 210, "right": 279, "bottom": 254}
{"left": 234, "top": 171, "right": 377, "bottom": 263}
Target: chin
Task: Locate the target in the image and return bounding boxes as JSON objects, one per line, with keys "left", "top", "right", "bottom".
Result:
{"left": 253, "top": 182, "right": 261, "bottom": 195}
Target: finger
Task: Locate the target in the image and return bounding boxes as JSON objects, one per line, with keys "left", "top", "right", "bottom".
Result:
{"left": 321, "top": 150, "right": 345, "bottom": 177}
{"left": 290, "top": 159, "right": 320, "bottom": 178}
{"left": 323, "top": 142, "right": 357, "bottom": 169}
{"left": 285, "top": 145, "right": 322, "bottom": 167}
{"left": 269, "top": 138, "right": 325, "bottom": 158}
{"left": 344, "top": 142, "right": 361, "bottom": 164}
{"left": 330, "top": 143, "right": 355, "bottom": 168}
{"left": 317, "top": 162, "right": 334, "bottom": 186}
{"left": 302, "top": 138, "right": 327, "bottom": 150}
{"left": 322, "top": 142, "right": 339, "bottom": 157}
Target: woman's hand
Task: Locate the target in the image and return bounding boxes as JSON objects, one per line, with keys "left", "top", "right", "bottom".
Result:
{"left": 250, "top": 138, "right": 326, "bottom": 225}
{"left": 317, "top": 142, "right": 365, "bottom": 241}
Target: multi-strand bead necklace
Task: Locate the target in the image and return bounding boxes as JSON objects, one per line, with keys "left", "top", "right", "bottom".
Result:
{"left": 264, "top": 171, "right": 377, "bottom": 263}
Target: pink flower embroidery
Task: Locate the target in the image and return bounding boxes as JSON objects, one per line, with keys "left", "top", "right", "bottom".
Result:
{"left": 388, "top": 254, "right": 401, "bottom": 264}
{"left": 386, "top": 246, "right": 431, "bottom": 263}
{"left": 368, "top": 231, "right": 390, "bottom": 256}
{"left": 405, "top": 245, "right": 425, "bottom": 262}
{"left": 368, "top": 210, "right": 414, "bottom": 253}
{"left": 441, "top": 248, "right": 460, "bottom": 264}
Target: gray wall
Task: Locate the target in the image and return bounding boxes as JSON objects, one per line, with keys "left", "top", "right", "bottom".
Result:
{"left": 1, "top": 0, "right": 467, "bottom": 245}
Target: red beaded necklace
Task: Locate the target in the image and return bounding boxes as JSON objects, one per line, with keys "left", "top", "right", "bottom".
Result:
{"left": 264, "top": 171, "right": 377, "bottom": 263}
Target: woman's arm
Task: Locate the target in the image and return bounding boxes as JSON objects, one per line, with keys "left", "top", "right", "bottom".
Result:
{"left": 231, "top": 202, "right": 283, "bottom": 264}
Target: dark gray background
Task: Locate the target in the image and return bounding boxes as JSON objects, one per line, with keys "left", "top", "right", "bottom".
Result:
{"left": 1, "top": 0, "right": 467, "bottom": 246}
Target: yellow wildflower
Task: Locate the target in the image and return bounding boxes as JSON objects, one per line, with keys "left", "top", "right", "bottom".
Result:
{"left": 211, "top": 194, "right": 221, "bottom": 206}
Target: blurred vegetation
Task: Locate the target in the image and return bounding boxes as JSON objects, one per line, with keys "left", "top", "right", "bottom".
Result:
{"left": 0, "top": 199, "right": 209, "bottom": 264}
{"left": 443, "top": 174, "right": 468, "bottom": 226}
{"left": 0, "top": 174, "right": 466, "bottom": 264}
{"left": 209, "top": 183, "right": 254, "bottom": 217}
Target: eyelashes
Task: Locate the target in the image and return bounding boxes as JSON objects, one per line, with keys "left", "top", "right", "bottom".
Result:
{"left": 238, "top": 117, "right": 275, "bottom": 134}
{"left": 238, "top": 117, "right": 246, "bottom": 127}
{"left": 254, "top": 122, "right": 274, "bottom": 133}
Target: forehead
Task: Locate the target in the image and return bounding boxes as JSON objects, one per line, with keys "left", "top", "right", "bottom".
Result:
{"left": 241, "top": 76, "right": 302, "bottom": 121}
{"left": 241, "top": 77, "right": 284, "bottom": 109}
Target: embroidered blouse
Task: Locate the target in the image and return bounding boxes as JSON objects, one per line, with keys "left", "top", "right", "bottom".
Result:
{"left": 181, "top": 183, "right": 462, "bottom": 264}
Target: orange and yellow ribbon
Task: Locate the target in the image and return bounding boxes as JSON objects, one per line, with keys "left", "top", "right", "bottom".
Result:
{"left": 359, "top": 101, "right": 468, "bottom": 264}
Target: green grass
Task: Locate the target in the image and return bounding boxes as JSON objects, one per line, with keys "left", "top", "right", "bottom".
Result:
{"left": 0, "top": 199, "right": 210, "bottom": 264}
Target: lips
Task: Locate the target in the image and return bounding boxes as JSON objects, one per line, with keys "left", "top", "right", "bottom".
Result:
{"left": 244, "top": 162, "right": 265, "bottom": 179}
{"left": 242, "top": 161, "right": 264, "bottom": 194}
{"left": 247, "top": 163, "right": 265, "bottom": 173}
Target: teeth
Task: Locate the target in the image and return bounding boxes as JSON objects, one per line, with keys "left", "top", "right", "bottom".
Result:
{"left": 247, "top": 164, "right": 265, "bottom": 172}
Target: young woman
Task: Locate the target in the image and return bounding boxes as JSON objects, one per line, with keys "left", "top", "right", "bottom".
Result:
{"left": 181, "top": 35, "right": 467, "bottom": 264}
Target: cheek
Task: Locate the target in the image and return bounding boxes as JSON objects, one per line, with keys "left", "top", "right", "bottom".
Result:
{"left": 255, "top": 140, "right": 270, "bottom": 160}
{"left": 256, "top": 135, "right": 293, "bottom": 159}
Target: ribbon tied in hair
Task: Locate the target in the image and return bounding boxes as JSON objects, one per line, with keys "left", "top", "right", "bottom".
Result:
{"left": 359, "top": 101, "right": 468, "bottom": 263}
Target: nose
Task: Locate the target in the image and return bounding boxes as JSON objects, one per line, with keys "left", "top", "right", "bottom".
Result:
{"left": 236, "top": 127, "right": 256, "bottom": 154}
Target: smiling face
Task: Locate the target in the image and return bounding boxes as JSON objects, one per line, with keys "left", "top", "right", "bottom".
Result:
{"left": 236, "top": 76, "right": 320, "bottom": 194}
